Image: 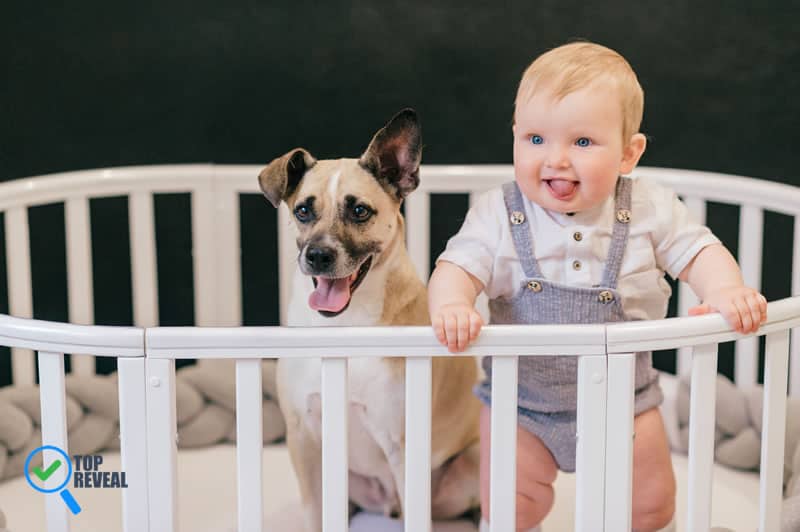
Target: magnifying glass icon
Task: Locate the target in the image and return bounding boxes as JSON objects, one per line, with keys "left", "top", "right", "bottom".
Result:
{"left": 25, "top": 445, "right": 81, "bottom": 515}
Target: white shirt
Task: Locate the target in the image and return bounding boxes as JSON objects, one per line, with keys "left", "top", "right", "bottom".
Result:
{"left": 437, "top": 177, "right": 721, "bottom": 322}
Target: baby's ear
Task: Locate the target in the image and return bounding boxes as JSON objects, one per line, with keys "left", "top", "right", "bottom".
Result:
{"left": 620, "top": 133, "right": 647, "bottom": 175}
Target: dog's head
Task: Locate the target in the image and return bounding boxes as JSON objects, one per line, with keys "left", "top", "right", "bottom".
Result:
{"left": 258, "top": 109, "right": 422, "bottom": 317}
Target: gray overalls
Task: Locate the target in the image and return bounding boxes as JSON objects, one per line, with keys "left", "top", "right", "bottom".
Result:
{"left": 474, "top": 178, "right": 663, "bottom": 472}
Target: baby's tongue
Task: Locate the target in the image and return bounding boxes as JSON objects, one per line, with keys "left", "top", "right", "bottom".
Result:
{"left": 548, "top": 179, "right": 577, "bottom": 198}
{"left": 309, "top": 277, "right": 351, "bottom": 312}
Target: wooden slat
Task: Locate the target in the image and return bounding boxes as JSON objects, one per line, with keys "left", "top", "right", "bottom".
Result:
{"left": 118, "top": 357, "right": 150, "bottom": 532}
{"left": 758, "top": 330, "right": 790, "bottom": 532}
{"left": 278, "top": 205, "right": 294, "bottom": 326}
{"left": 322, "top": 357, "right": 348, "bottom": 532}
{"left": 38, "top": 351, "right": 71, "bottom": 532}
{"left": 65, "top": 197, "right": 95, "bottom": 376}
{"left": 6, "top": 206, "right": 35, "bottom": 384}
{"left": 405, "top": 357, "right": 432, "bottom": 532}
{"left": 146, "top": 358, "right": 178, "bottom": 532}
{"left": 575, "top": 354, "right": 607, "bottom": 531}
{"left": 687, "top": 343, "right": 719, "bottom": 532}
{"left": 236, "top": 359, "right": 263, "bottom": 532}
{"left": 192, "top": 184, "right": 217, "bottom": 326}
{"left": 490, "top": 355, "right": 518, "bottom": 532}
{"left": 405, "top": 192, "right": 430, "bottom": 283}
{"left": 604, "top": 353, "right": 635, "bottom": 531}
{"left": 129, "top": 192, "right": 159, "bottom": 327}
{"left": 735, "top": 205, "right": 763, "bottom": 388}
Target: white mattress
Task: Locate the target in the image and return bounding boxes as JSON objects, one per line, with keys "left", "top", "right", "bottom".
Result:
{"left": 0, "top": 444, "right": 760, "bottom": 532}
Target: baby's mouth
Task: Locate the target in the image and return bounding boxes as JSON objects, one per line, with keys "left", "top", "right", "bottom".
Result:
{"left": 544, "top": 179, "right": 578, "bottom": 200}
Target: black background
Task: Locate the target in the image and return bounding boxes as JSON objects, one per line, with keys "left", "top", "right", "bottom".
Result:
{"left": 1, "top": 2, "right": 798, "bottom": 384}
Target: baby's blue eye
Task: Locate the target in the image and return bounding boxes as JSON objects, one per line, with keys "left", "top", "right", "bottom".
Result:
{"left": 576, "top": 137, "right": 591, "bottom": 147}
{"left": 530, "top": 135, "right": 543, "bottom": 145}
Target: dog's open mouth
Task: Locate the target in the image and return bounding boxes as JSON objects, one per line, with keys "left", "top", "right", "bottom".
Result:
{"left": 309, "top": 256, "right": 373, "bottom": 317}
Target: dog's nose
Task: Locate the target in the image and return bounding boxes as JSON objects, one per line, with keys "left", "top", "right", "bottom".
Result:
{"left": 306, "top": 246, "right": 336, "bottom": 271}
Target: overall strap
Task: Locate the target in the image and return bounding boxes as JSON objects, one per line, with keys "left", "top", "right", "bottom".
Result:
{"left": 600, "top": 176, "right": 633, "bottom": 288}
{"left": 501, "top": 182, "right": 543, "bottom": 278}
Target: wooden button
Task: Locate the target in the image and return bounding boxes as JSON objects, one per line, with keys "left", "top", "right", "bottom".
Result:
{"left": 573, "top": 231, "right": 583, "bottom": 242}
{"left": 526, "top": 280, "right": 542, "bottom": 292}
{"left": 598, "top": 290, "right": 614, "bottom": 303}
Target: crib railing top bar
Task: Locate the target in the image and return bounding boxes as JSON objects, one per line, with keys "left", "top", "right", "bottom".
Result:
{"left": 2, "top": 163, "right": 799, "bottom": 216}
{"left": 415, "top": 165, "right": 800, "bottom": 215}
{"left": 636, "top": 167, "right": 800, "bottom": 214}
{"left": 0, "top": 164, "right": 216, "bottom": 210}
{"left": 0, "top": 313, "right": 144, "bottom": 356}
{"left": 607, "top": 296, "right": 800, "bottom": 353}
{"left": 145, "top": 323, "right": 605, "bottom": 359}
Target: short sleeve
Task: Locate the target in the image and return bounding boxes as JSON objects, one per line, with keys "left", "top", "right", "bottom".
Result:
{"left": 435, "top": 188, "right": 504, "bottom": 290}
{"left": 643, "top": 178, "right": 721, "bottom": 279}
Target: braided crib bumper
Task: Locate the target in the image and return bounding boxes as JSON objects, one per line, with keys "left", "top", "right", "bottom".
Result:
{"left": 0, "top": 360, "right": 285, "bottom": 482}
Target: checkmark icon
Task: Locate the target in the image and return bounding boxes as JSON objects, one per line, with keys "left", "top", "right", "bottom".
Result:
{"left": 32, "top": 459, "right": 62, "bottom": 481}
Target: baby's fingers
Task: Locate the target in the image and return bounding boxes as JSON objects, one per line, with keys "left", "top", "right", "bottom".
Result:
{"left": 443, "top": 313, "right": 460, "bottom": 352}
{"left": 432, "top": 314, "right": 447, "bottom": 346}
{"left": 469, "top": 312, "right": 483, "bottom": 345}
{"left": 744, "top": 292, "right": 767, "bottom": 332}
{"left": 733, "top": 297, "right": 753, "bottom": 333}
{"left": 751, "top": 293, "right": 768, "bottom": 325}
{"left": 456, "top": 313, "right": 472, "bottom": 352}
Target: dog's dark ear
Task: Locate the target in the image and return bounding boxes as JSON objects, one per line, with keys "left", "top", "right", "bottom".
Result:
{"left": 258, "top": 148, "right": 316, "bottom": 207}
{"left": 359, "top": 108, "right": 422, "bottom": 200}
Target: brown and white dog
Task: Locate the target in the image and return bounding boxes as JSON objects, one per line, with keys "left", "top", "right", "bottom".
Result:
{"left": 259, "top": 109, "right": 481, "bottom": 531}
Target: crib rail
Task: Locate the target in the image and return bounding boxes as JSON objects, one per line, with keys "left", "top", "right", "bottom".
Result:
{"left": 2, "top": 164, "right": 798, "bottom": 393}
{"left": 1, "top": 297, "right": 799, "bottom": 531}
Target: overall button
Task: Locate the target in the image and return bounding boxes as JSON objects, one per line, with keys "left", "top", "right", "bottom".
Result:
{"left": 510, "top": 211, "right": 526, "bottom": 225}
{"left": 526, "top": 280, "right": 542, "bottom": 292}
{"left": 573, "top": 231, "right": 583, "bottom": 242}
{"left": 572, "top": 260, "right": 582, "bottom": 271}
{"left": 616, "top": 209, "right": 631, "bottom": 223}
{"left": 598, "top": 290, "right": 614, "bottom": 303}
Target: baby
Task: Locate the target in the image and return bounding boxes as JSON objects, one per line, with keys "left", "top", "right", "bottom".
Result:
{"left": 428, "top": 41, "right": 767, "bottom": 532}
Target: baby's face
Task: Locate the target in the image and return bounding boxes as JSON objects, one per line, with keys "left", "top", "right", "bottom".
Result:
{"left": 513, "top": 84, "right": 636, "bottom": 213}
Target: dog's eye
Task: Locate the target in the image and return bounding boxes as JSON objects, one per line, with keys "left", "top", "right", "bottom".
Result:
{"left": 294, "top": 205, "right": 312, "bottom": 222}
{"left": 351, "top": 205, "right": 372, "bottom": 222}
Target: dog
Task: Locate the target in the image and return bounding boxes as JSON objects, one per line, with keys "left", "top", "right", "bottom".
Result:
{"left": 259, "top": 109, "right": 482, "bottom": 531}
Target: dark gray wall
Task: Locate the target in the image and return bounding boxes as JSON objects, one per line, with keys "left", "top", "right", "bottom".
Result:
{"left": 1, "top": 2, "right": 798, "bottom": 383}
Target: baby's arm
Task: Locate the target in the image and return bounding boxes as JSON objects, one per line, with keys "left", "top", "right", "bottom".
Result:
{"left": 428, "top": 261, "right": 485, "bottom": 353}
{"left": 679, "top": 243, "right": 767, "bottom": 333}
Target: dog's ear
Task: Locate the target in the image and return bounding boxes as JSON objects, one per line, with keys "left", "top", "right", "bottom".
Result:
{"left": 359, "top": 108, "right": 422, "bottom": 200}
{"left": 258, "top": 148, "right": 317, "bottom": 207}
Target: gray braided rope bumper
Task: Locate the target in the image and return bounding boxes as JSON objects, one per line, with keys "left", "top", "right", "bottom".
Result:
{"left": 675, "top": 374, "right": 800, "bottom": 532}
{"left": 0, "top": 359, "right": 286, "bottom": 481}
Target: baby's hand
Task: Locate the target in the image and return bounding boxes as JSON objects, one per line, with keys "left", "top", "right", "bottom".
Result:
{"left": 688, "top": 286, "right": 767, "bottom": 334}
{"left": 432, "top": 303, "right": 484, "bottom": 353}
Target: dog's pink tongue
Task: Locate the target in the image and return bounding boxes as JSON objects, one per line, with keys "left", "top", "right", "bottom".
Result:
{"left": 548, "top": 179, "right": 577, "bottom": 199}
{"left": 309, "top": 277, "right": 351, "bottom": 312}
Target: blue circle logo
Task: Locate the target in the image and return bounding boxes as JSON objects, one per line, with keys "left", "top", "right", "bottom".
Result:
{"left": 25, "top": 445, "right": 81, "bottom": 514}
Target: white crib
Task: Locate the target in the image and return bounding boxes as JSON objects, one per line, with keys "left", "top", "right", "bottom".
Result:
{"left": 0, "top": 164, "right": 798, "bottom": 532}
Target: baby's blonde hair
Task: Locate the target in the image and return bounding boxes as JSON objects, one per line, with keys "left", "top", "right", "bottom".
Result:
{"left": 515, "top": 41, "right": 644, "bottom": 143}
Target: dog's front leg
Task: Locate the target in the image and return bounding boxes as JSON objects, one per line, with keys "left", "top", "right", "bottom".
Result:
{"left": 361, "top": 411, "right": 406, "bottom": 518}
{"left": 285, "top": 418, "right": 324, "bottom": 532}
